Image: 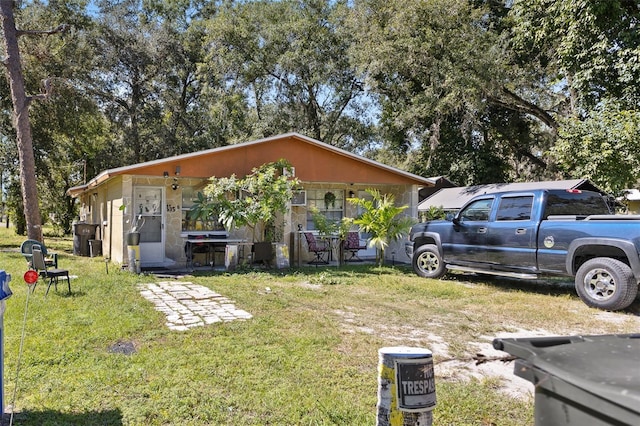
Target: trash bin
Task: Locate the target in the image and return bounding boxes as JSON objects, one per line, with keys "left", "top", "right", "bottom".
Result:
{"left": 274, "top": 243, "right": 289, "bottom": 269}
{"left": 493, "top": 334, "right": 640, "bottom": 426}
{"left": 73, "top": 223, "right": 98, "bottom": 256}
{"left": 89, "top": 239, "right": 102, "bottom": 257}
{"left": 0, "top": 270, "right": 13, "bottom": 415}
{"left": 225, "top": 245, "right": 238, "bottom": 271}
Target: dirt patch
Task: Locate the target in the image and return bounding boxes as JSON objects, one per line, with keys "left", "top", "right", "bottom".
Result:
{"left": 333, "top": 307, "right": 640, "bottom": 400}
{"left": 108, "top": 340, "right": 137, "bottom": 355}
{"left": 299, "top": 281, "right": 323, "bottom": 290}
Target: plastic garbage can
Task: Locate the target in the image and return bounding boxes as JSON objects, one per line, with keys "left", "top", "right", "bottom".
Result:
{"left": 89, "top": 239, "right": 102, "bottom": 257}
{"left": 493, "top": 334, "right": 640, "bottom": 426}
{"left": 73, "top": 223, "right": 98, "bottom": 256}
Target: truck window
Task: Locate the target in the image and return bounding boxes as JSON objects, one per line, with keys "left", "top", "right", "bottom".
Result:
{"left": 544, "top": 191, "right": 611, "bottom": 218}
{"left": 460, "top": 198, "right": 493, "bottom": 222}
{"left": 496, "top": 196, "right": 533, "bottom": 221}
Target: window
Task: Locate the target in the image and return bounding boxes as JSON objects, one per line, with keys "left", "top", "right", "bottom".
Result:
{"left": 306, "top": 189, "right": 344, "bottom": 230}
{"left": 496, "top": 196, "right": 533, "bottom": 221}
{"left": 181, "top": 187, "right": 223, "bottom": 232}
{"left": 460, "top": 198, "right": 493, "bottom": 222}
{"left": 544, "top": 191, "right": 610, "bottom": 218}
{"left": 291, "top": 190, "right": 306, "bottom": 206}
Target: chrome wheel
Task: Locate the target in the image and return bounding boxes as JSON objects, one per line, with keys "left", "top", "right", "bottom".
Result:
{"left": 417, "top": 251, "right": 440, "bottom": 274}
{"left": 575, "top": 257, "right": 638, "bottom": 311}
{"left": 581, "top": 268, "right": 616, "bottom": 302}
{"left": 412, "top": 244, "right": 446, "bottom": 279}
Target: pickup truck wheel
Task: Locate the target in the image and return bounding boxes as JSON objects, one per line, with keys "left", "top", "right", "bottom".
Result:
{"left": 413, "top": 244, "right": 446, "bottom": 279}
{"left": 575, "top": 258, "right": 638, "bottom": 311}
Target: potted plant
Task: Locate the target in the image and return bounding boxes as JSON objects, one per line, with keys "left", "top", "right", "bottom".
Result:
{"left": 324, "top": 191, "right": 336, "bottom": 209}
{"left": 119, "top": 204, "right": 145, "bottom": 245}
{"left": 310, "top": 207, "right": 354, "bottom": 266}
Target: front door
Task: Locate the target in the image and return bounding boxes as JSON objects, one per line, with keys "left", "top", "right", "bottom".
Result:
{"left": 133, "top": 186, "right": 165, "bottom": 265}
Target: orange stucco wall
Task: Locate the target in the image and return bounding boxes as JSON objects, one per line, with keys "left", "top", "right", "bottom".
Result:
{"left": 130, "top": 136, "right": 422, "bottom": 185}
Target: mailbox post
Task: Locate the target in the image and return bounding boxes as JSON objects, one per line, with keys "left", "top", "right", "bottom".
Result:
{"left": 377, "top": 346, "right": 436, "bottom": 426}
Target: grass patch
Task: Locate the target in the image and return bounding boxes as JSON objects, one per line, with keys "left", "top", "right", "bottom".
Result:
{"left": 0, "top": 227, "right": 638, "bottom": 425}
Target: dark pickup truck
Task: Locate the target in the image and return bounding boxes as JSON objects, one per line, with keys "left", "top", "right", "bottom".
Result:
{"left": 406, "top": 189, "right": 640, "bottom": 311}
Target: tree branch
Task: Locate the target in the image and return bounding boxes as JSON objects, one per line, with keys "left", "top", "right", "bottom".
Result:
{"left": 488, "top": 87, "right": 558, "bottom": 132}
{"left": 16, "top": 23, "right": 69, "bottom": 37}
{"left": 26, "top": 78, "right": 54, "bottom": 103}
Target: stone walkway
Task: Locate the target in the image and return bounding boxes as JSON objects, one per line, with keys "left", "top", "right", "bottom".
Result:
{"left": 138, "top": 281, "right": 253, "bottom": 331}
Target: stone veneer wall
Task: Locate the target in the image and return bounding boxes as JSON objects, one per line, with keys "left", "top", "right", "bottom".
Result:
{"left": 290, "top": 183, "right": 417, "bottom": 265}
{"left": 109, "top": 178, "right": 418, "bottom": 266}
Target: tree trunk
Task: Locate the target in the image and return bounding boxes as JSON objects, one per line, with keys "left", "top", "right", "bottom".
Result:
{"left": 1, "top": 0, "right": 43, "bottom": 242}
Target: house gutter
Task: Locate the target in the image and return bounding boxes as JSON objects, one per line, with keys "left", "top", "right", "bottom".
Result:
{"left": 67, "top": 171, "right": 114, "bottom": 198}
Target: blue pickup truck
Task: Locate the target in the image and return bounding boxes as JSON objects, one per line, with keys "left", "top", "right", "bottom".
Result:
{"left": 406, "top": 189, "right": 640, "bottom": 311}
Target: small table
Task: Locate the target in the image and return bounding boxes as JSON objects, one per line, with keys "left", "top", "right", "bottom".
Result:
{"left": 185, "top": 238, "right": 246, "bottom": 269}
{"left": 296, "top": 232, "right": 342, "bottom": 265}
{"left": 318, "top": 234, "right": 341, "bottom": 262}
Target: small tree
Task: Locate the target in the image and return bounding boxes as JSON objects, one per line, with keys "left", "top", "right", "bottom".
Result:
{"left": 420, "top": 205, "right": 446, "bottom": 222}
{"left": 310, "top": 207, "right": 355, "bottom": 266}
{"left": 349, "top": 189, "right": 415, "bottom": 266}
{"left": 192, "top": 159, "right": 299, "bottom": 242}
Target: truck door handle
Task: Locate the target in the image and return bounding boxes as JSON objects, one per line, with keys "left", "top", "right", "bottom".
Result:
{"left": 478, "top": 227, "right": 487, "bottom": 234}
{"left": 516, "top": 228, "right": 527, "bottom": 235}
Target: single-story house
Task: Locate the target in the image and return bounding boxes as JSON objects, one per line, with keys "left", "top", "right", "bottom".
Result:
{"left": 620, "top": 189, "right": 640, "bottom": 214}
{"left": 67, "top": 133, "right": 435, "bottom": 268}
{"left": 418, "top": 176, "right": 457, "bottom": 202}
{"left": 418, "top": 179, "right": 607, "bottom": 214}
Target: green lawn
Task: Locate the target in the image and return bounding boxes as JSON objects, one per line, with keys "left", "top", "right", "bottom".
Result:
{"left": 0, "top": 227, "right": 638, "bottom": 425}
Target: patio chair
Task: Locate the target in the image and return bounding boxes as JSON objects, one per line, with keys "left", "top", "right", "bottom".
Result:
{"left": 344, "top": 231, "right": 367, "bottom": 262}
{"left": 32, "top": 247, "right": 71, "bottom": 296}
{"left": 303, "top": 232, "right": 330, "bottom": 266}
{"left": 20, "top": 239, "right": 58, "bottom": 268}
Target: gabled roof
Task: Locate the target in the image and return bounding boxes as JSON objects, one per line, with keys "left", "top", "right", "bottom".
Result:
{"left": 622, "top": 189, "right": 640, "bottom": 201}
{"left": 68, "top": 133, "right": 435, "bottom": 197}
{"left": 418, "top": 179, "right": 604, "bottom": 211}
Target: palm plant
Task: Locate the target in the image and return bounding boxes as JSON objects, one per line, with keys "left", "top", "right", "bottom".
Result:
{"left": 349, "top": 189, "right": 415, "bottom": 266}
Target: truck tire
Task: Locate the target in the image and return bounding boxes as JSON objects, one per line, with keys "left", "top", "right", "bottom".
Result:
{"left": 575, "top": 257, "right": 638, "bottom": 311}
{"left": 413, "top": 244, "right": 447, "bottom": 279}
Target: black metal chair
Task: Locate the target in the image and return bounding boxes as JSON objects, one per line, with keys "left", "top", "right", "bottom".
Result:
{"left": 32, "top": 246, "right": 71, "bottom": 296}
{"left": 344, "top": 231, "right": 367, "bottom": 262}
{"left": 303, "top": 232, "right": 330, "bottom": 266}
